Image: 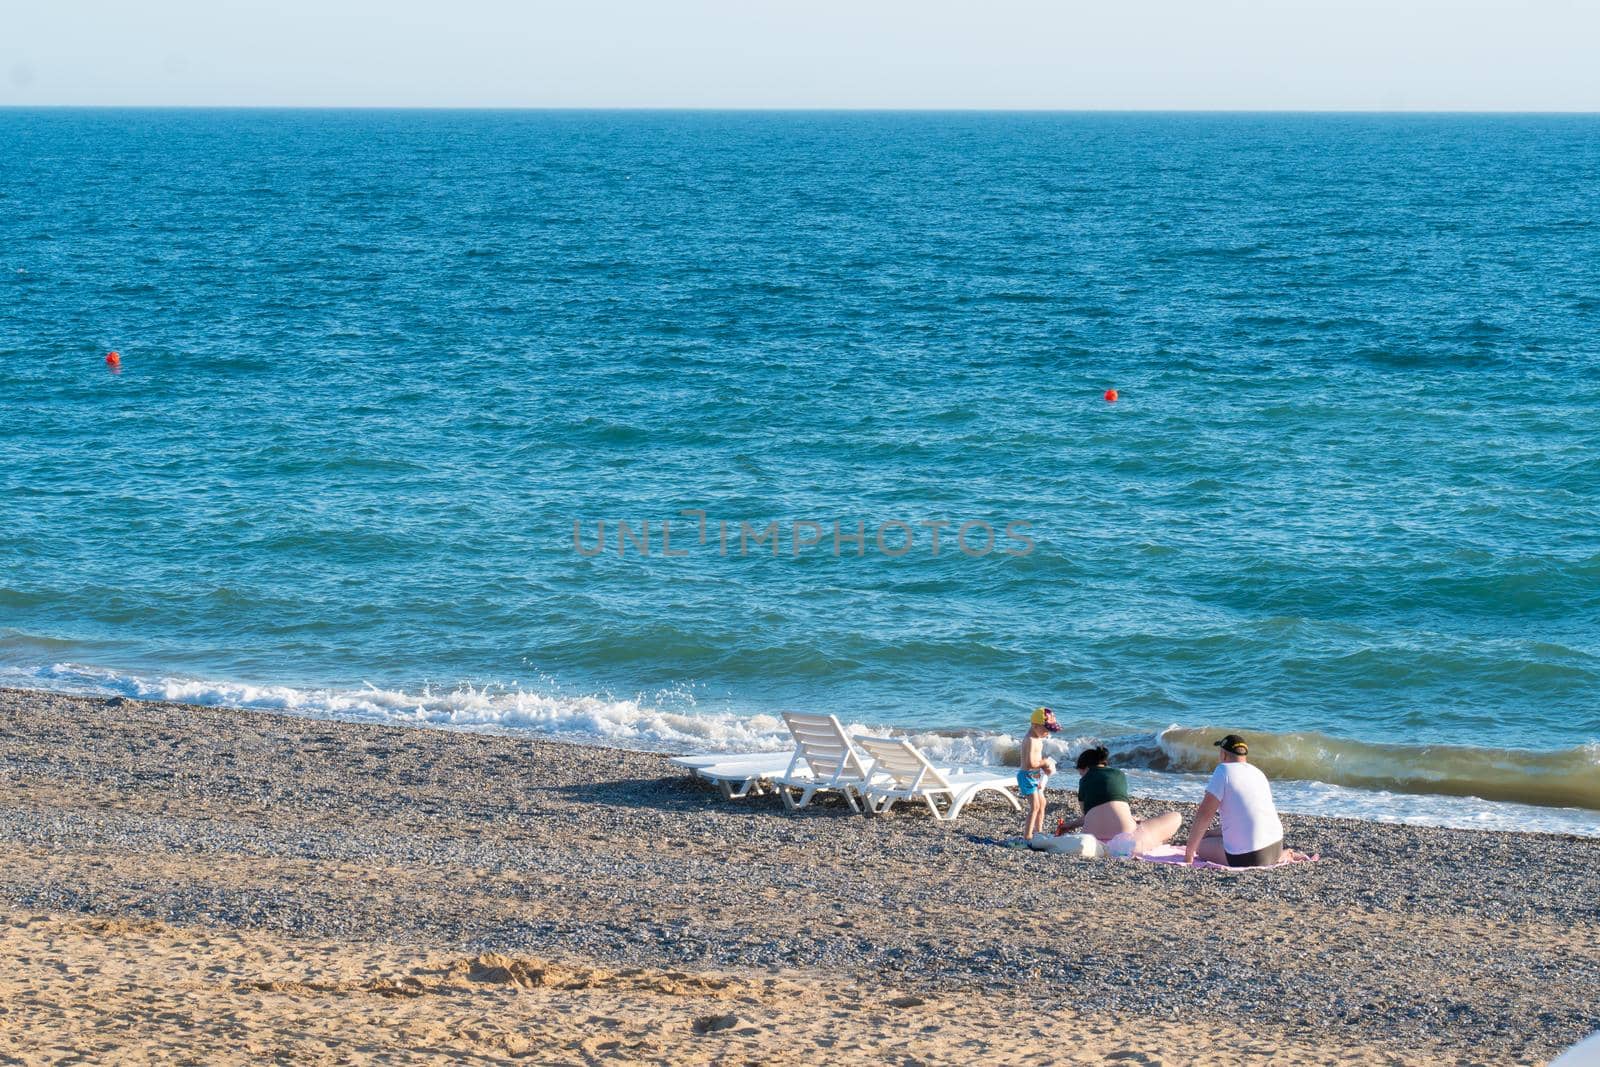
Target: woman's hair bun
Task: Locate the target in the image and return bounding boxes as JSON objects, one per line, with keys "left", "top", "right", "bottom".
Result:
{"left": 1075, "top": 745, "right": 1111, "bottom": 771}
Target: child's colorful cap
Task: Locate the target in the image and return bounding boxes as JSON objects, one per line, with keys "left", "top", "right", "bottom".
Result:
{"left": 1032, "top": 707, "right": 1061, "bottom": 732}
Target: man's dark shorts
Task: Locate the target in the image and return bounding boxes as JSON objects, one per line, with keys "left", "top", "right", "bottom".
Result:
{"left": 1225, "top": 840, "right": 1283, "bottom": 867}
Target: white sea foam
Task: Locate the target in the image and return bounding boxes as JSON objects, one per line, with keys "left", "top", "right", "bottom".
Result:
{"left": 5, "top": 661, "right": 1596, "bottom": 838}
{"left": 1113, "top": 766, "right": 1600, "bottom": 839}
{"left": 9, "top": 662, "right": 800, "bottom": 752}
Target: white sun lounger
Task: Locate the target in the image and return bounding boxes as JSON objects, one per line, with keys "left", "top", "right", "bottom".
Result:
{"left": 772, "top": 711, "right": 871, "bottom": 812}
{"left": 1550, "top": 1028, "right": 1600, "bottom": 1066}
{"left": 669, "top": 753, "right": 746, "bottom": 770}
{"left": 856, "top": 736, "right": 1023, "bottom": 821}
{"left": 670, "top": 751, "right": 797, "bottom": 799}
{"left": 669, "top": 752, "right": 795, "bottom": 772}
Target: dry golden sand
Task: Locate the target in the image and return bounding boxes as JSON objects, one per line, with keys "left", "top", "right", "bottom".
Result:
{"left": 0, "top": 912, "right": 1455, "bottom": 1067}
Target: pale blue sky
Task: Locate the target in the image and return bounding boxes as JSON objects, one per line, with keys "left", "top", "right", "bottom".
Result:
{"left": 5, "top": 0, "right": 1599, "bottom": 110}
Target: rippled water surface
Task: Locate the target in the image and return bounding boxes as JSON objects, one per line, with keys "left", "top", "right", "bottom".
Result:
{"left": 2, "top": 110, "right": 1598, "bottom": 826}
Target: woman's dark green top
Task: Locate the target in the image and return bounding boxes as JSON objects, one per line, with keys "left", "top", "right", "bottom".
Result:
{"left": 1077, "top": 766, "right": 1130, "bottom": 813}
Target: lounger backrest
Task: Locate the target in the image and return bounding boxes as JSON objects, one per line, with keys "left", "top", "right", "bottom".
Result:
{"left": 781, "top": 712, "right": 869, "bottom": 785}
{"left": 857, "top": 736, "right": 954, "bottom": 791}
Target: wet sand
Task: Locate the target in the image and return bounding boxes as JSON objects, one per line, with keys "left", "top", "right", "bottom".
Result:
{"left": 0, "top": 686, "right": 1595, "bottom": 1065}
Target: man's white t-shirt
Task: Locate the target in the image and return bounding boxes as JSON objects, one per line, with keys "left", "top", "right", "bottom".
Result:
{"left": 1205, "top": 761, "right": 1283, "bottom": 856}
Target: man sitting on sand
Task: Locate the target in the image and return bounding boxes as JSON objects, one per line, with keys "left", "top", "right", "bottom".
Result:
{"left": 1057, "top": 745, "right": 1182, "bottom": 853}
{"left": 1183, "top": 734, "right": 1305, "bottom": 868}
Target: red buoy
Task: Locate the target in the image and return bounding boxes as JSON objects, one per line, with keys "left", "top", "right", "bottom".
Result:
{"left": 1104, "top": 388, "right": 1118, "bottom": 403}
{"left": 105, "top": 351, "right": 121, "bottom": 367}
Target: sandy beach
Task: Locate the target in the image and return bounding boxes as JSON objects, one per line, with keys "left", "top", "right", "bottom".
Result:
{"left": 0, "top": 686, "right": 1595, "bottom": 1065}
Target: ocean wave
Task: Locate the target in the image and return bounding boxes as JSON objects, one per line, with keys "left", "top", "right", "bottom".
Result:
{"left": 1156, "top": 726, "right": 1600, "bottom": 812}
{"left": 3, "top": 661, "right": 1595, "bottom": 837}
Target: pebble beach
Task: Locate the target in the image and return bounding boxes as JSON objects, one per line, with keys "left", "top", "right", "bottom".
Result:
{"left": 0, "top": 685, "right": 1595, "bottom": 1065}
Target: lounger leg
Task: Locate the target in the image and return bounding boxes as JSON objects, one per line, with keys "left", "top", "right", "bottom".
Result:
{"left": 718, "top": 780, "right": 735, "bottom": 801}
{"left": 781, "top": 785, "right": 817, "bottom": 811}
{"left": 843, "top": 787, "right": 862, "bottom": 814}
{"left": 945, "top": 786, "right": 1018, "bottom": 821}
{"left": 946, "top": 792, "right": 968, "bottom": 821}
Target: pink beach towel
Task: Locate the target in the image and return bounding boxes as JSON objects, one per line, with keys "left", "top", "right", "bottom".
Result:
{"left": 1136, "top": 844, "right": 1319, "bottom": 871}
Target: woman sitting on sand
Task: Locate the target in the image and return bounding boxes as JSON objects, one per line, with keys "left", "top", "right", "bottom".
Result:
{"left": 1057, "top": 746, "right": 1182, "bottom": 852}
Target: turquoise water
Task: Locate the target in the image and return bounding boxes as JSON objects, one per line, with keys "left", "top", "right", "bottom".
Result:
{"left": 3, "top": 110, "right": 1598, "bottom": 829}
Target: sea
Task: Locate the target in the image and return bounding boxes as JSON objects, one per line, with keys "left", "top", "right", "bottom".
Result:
{"left": 3, "top": 109, "right": 1597, "bottom": 835}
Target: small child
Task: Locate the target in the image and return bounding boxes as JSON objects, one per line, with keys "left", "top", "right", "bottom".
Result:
{"left": 1017, "top": 706, "right": 1060, "bottom": 842}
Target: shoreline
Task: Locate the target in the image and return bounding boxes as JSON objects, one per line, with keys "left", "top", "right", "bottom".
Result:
{"left": 9, "top": 668, "right": 1598, "bottom": 837}
{"left": 1, "top": 685, "right": 1596, "bottom": 1063}
{"left": 5, "top": 684, "right": 1591, "bottom": 849}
